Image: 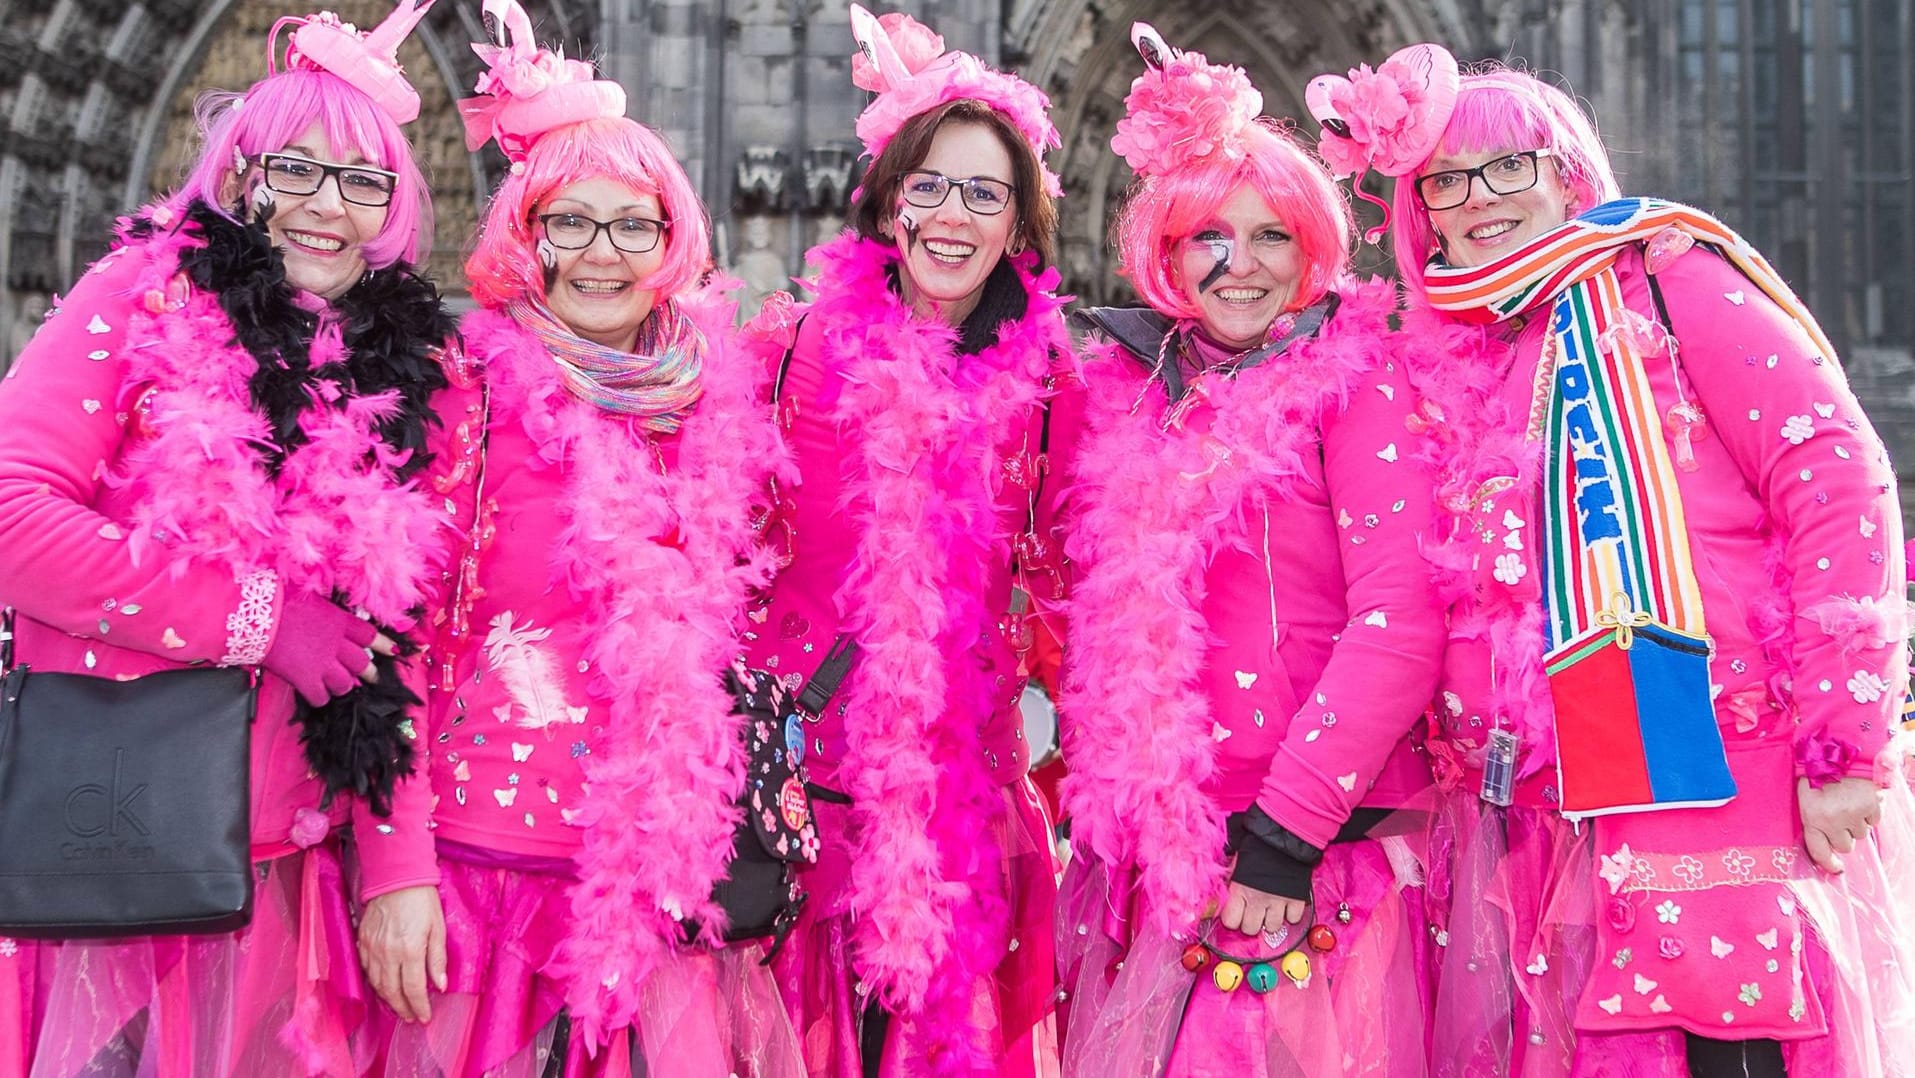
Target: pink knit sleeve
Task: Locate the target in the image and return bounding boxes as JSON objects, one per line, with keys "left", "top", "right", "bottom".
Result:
{"left": 0, "top": 252, "right": 278, "bottom": 666}
{"left": 1255, "top": 351, "right": 1446, "bottom": 848}
{"left": 1656, "top": 250, "right": 1906, "bottom": 783}
{"left": 350, "top": 349, "right": 486, "bottom": 900}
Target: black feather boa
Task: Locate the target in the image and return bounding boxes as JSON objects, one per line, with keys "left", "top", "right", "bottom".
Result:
{"left": 124, "top": 201, "right": 455, "bottom": 815}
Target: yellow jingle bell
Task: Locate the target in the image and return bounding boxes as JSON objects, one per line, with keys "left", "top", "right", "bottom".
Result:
{"left": 1280, "top": 950, "right": 1312, "bottom": 987}
{"left": 1212, "top": 959, "right": 1245, "bottom": 992}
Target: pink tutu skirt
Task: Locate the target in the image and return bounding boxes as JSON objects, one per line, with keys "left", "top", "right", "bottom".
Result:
{"left": 8, "top": 841, "right": 367, "bottom": 1078}
{"left": 372, "top": 853, "right": 802, "bottom": 1078}
{"left": 1425, "top": 735, "right": 1915, "bottom": 1077}
{"left": 775, "top": 780, "right": 1061, "bottom": 1077}
{"left": 1057, "top": 830, "right": 1433, "bottom": 1078}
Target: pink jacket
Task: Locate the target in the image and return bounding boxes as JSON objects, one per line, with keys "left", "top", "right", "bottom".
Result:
{"left": 1416, "top": 243, "right": 1905, "bottom": 801}
{"left": 0, "top": 211, "right": 454, "bottom": 857}
{"left": 1058, "top": 278, "right": 1443, "bottom": 930}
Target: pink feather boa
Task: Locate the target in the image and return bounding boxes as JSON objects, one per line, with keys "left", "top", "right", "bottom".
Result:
{"left": 1396, "top": 303, "right": 1560, "bottom": 776}
{"left": 1058, "top": 278, "right": 1395, "bottom": 935}
{"left": 460, "top": 285, "right": 791, "bottom": 1044}
{"left": 803, "top": 234, "right": 1070, "bottom": 1072}
{"left": 105, "top": 218, "right": 450, "bottom": 631}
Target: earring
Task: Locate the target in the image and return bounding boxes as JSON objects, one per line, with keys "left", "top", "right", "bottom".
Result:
{"left": 1007, "top": 235, "right": 1027, "bottom": 257}
{"left": 232, "top": 147, "right": 248, "bottom": 175}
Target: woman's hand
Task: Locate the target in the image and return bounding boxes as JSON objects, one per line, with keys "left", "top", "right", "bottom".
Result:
{"left": 1798, "top": 776, "right": 1885, "bottom": 874}
{"left": 1219, "top": 882, "right": 1309, "bottom": 937}
{"left": 262, "top": 592, "right": 392, "bottom": 706}
{"left": 357, "top": 884, "right": 448, "bottom": 1023}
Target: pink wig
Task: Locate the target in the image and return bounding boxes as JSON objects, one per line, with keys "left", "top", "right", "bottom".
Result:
{"left": 464, "top": 116, "right": 711, "bottom": 312}
{"left": 1390, "top": 65, "right": 1620, "bottom": 298}
{"left": 1116, "top": 120, "right": 1352, "bottom": 321}
{"left": 170, "top": 67, "right": 432, "bottom": 269}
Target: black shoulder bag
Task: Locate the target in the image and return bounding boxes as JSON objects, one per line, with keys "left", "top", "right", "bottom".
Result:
{"left": 0, "top": 608, "right": 256, "bottom": 937}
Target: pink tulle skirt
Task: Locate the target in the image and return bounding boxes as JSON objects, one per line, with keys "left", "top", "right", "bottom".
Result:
{"left": 1424, "top": 735, "right": 1915, "bottom": 1077}
{"left": 1057, "top": 832, "right": 1432, "bottom": 1078}
{"left": 8, "top": 842, "right": 367, "bottom": 1078}
{"left": 371, "top": 854, "right": 802, "bottom": 1078}
{"left": 775, "top": 781, "right": 1061, "bottom": 1077}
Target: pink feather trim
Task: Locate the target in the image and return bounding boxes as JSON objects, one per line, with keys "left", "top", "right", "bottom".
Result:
{"left": 1801, "top": 594, "right": 1912, "bottom": 656}
{"left": 462, "top": 285, "right": 793, "bottom": 1044}
{"left": 1058, "top": 278, "right": 1396, "bottom": 935}
{"left": 105, "top": 208, "right": 451, "bottom": 631}
{"left": 805, "top": 233, "right": 1069, "bottom": 1072}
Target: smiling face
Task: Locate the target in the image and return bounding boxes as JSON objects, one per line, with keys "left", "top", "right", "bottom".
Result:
{"left": 1176, "top": 184, "right": 1305, "bottom": 351}
{"left": 1422, "top": 147, "right": 1573, "bottom": 268}
{"left": 536, "top": 176, "right": 667, "bottom": 352}
{"left": 886, "top": 121, "right": 1019, "bottom": 326}
{"left": 243, "top": 121, "right": 391, "bottom": 302}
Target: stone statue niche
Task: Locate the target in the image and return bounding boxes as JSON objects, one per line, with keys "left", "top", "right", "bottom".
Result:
{"left": 730, "top": 214, "right": 792, "bottom": 321}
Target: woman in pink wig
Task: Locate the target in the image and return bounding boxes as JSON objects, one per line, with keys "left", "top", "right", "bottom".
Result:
{"left": 1053, "top": 26, "right": 1443, "bottom": 1077}
{"left": 349, "top": 3, "right": 801, "bottom": 1075}
{"left": 738, "top": 4, "right": 1074, "bottom": 1074}
{"left": 1312, "top": 46, "right": 1915, "bottom": 1076}
{"left": 0, "top": 3, "right": 452, "bottom": 1075}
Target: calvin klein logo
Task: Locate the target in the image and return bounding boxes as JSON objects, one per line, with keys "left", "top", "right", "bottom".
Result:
{"left": 63, "top": 748, "right": 149, "bottom": 839}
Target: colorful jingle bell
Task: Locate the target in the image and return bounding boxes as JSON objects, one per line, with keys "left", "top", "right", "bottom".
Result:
{"left": 1280, "top": 950, "right": 1312, "bottom": 987}
{"left": 1212, "top": 959, "right": 1245, "bottom": 992}
{"left": 1307, "top": 924, "right": 1337, "bottom": 952}
{"left": 1245, "top": 961, "right": 1279, "bottom": 994}
{"left": 1180, "top": 942, "right": 1210, "bottom": 972}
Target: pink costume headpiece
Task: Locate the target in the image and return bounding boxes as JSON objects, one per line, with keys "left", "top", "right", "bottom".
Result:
{"left": 459, "top": 0, "right": 628, "bottom": 164}
{"left": 848, "top": 3, "right": 1062, "bottom": 196}
{"left": 1108, "top": 23, "right": 1264, "bottom": 178}
{"left": 1305, "top": 43, "right": 1460, "bottom": 241}
{"left": 267, "top": 0, "right": 439, "bottom": 125}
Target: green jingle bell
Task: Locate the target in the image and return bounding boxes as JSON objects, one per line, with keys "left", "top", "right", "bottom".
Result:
{"left": 1212, "top": 959, "right": 1245, "bottom": 992}
{"left": 1180, "top": 943, "right": 1210, "bottom": 972}
{"left": 1245, "top": 961, "right": 1280, "bottom": 994}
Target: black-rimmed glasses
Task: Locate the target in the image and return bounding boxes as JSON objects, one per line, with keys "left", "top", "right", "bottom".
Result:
{"left": 899, "top": 170, "right": 1016, "bottom": 216}
{"left": 256, "top": 153, "right": 399, "bottom": 207}
{"left": 1414, "top": 150, "right": 1555, "bottom": 211}
{"left": 536, "top": 213, "right": 671, "bottom": 254}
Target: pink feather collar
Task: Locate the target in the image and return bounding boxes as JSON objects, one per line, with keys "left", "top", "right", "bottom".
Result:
{"left": 1058, "top": 278, "right": 1395, "bottom": 935}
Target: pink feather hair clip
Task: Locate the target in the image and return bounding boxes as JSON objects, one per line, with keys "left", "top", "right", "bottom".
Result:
{"left": 458, "top": 0, "right": 627, "bottom": 164}
{"left": 1108, "top": 23, "right": 1264, "bottom": 178}
{"left": 1306, "top": 43, "right": 1460, "bottom": 240}
{"left": 267, "top": 0, "right": 439, "bottom": 125}
{"left": 848, "top": 3, "right": 1062, "bottom": 196}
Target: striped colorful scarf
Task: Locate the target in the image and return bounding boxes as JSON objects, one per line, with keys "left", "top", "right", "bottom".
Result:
{"left": 507, "top": 295, "right": 706, "bottom": 432}
{"left": 1425, "top": 199, "right": 1802, "bottom": 815}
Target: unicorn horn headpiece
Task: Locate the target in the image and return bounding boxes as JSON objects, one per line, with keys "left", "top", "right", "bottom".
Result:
{"left": 848, "top": 3, "right": 1062, "bottom": 196}
{"left": 267, "top": 0, "right": 439, "bottom": 124}
{"left": 459, "top": 0, "right": 628, "bottom": 164}
{"left": 1306, "top": 43, "right": 1460, "bottom": 241}
{"left": 1108, "top": 22, "right": 1264, "bottom": 179}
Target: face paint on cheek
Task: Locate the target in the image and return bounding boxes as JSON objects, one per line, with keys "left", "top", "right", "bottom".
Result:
{"left": 1197, "top": 239, "right": 1233, "bottom": 294}
{"left": 895, "top": 201, "right": 920, "bottom": 253}
{"left": 249, "top": 182, "right": 276, "bottom": 224}
{"left": 536, "top": 237, "right": 559, "bottom": 270}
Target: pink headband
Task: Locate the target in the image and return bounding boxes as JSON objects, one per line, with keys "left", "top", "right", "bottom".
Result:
{"left": 459, "top": 0, "right": 628, "bottom": 164}
{"left": 1109, "top": 23, "right": 1264, "bottom": 179}
{"left": 1306, "top": 43, "right": 1460, "bottom": 240}
{"left": 267, "top": 0, "right": 439, "bottom": 125}
{"left": 848, "top": 3, "right": 1062, "bottom": 197}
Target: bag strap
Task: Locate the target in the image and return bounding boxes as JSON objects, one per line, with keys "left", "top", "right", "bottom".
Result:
{"left": 1, "top": 606, "right": 14, "bottom": 672}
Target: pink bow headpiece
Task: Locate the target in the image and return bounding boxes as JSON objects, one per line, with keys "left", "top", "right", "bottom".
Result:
{"left": 1108, "top": 23, "right": 1265, "bottom": 179}
{"left": 267, "top": 0, "right": 438, "bottom": 125}
{"left": 459, "top": 0, "right": 628, "bottom": 163}
{"left": 849, "top": 3, "right": 1062, "bottom": 197}
{"left": 1306, "top": 43, "right": 1460, "bottom": 241}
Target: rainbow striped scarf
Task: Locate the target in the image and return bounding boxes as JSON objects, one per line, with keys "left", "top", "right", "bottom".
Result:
{"left": 506, "top": 295, "right": 707, "bottom": 433}
{"left": 1426, "top": 199, "right": 1808, "bottom": 816}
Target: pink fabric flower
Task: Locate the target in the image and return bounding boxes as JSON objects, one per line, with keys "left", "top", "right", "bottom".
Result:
{"left": 1110, "top": 51, "right": 1262, "bottom": 176}
{"left": 290, "top": 806, "right": 331, "bottom": 849}
{"left": 1605, "top": 896, "right": 1637, "bottom": 934}
{"left": 1658, "top": 935, "right": 1685, "bottom": 959}
{"left": 1797, "top": 729, "right": 1859, "bottom": 787}
{"left": 1306, "top": 43, "right": 1459, "bottom": 179}
{"left": 851, "top": 11, "right": 944, "bottom": 90}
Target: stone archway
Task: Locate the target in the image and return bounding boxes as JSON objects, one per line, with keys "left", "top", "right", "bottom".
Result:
{"left": 1007, "top": 0, "right": 1456, "bottom": 303}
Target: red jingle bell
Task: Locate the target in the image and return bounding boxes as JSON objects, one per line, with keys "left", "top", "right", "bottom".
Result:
{"left": 1180, "top": 943, "right": 1210, "bottom": 972}
{"left": 1307, "top": 924, "right": 1337, "bottom": 952}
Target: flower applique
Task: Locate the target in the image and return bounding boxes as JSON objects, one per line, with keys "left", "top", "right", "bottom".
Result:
{"left": 1493, "top": 553, "right": 1527, "bottom": 586}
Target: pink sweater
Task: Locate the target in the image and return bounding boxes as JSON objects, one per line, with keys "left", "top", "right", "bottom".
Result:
{"left": 0, "top": 218, "right": 454, "bottom": 857}
{"left": 1058, "top": 278, "right": 1443, "bottom": 930}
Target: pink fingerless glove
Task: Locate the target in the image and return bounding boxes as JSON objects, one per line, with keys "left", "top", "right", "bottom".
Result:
{"left": 263, "top": 590, "right": 378, "bottom": 707}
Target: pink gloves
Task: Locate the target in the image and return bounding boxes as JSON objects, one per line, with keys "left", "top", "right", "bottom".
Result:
{"left": 263, "top": 590, "right": 379, "bottom": 706}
